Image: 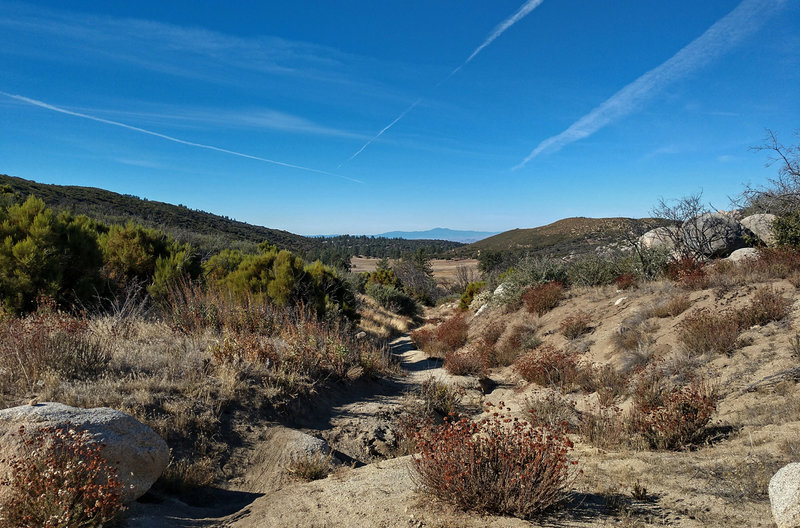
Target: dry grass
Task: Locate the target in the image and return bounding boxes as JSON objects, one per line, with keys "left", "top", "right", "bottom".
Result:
{"left": 357, "top": 294, "right": 413, "bottom": 340}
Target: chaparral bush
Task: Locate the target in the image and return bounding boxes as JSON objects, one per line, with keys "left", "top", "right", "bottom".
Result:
{"left": 522, "top": 281, "right": 563, "bottom": 316}
{"left": 412, "top": 403, "right": 575, "bottom": 519}
{"left": 559, "top": 311, "right": 592, "bottom": 340}
{"left": 678, "top": 308, "right": 741, "bottom": 356}
{"left": 514, "top": 344, "right": 579, "bottom": 391}
{"left": 411, "top": 313, "right": 468, "bottom": 359}
{"left": 0, "top": 425, "right": 125, "bottom": 528}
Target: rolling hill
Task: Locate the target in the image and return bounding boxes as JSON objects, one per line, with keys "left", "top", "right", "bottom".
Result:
{"left": 459, "top": 216, "right": 673, "bottom": 257}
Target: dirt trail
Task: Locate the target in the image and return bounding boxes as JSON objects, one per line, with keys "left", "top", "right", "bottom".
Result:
{"left": 124, "top": 334, "right": 476, "bottom": 527}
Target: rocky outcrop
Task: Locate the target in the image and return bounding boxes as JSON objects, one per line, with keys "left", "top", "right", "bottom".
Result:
{"left": 741, "top": 213, "right": 777, "bottom": 246}
{"left": 638, "top": 226, "right": 679, "bottom": 250}
{"left": 770, "top": 462, "right": 800, "bottom": 528}
{"left": 726, "top": 247, "right": 759, "bottom": 263}
{"left": 681, "top": 212, "right": 751, "bottom": 258}
{"left": 0, "top": 402, "right": 169, "bottom": 503}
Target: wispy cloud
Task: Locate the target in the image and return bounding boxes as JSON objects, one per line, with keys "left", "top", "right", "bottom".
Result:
{"left": 1, "top": 92, "right": 362, "bottom": 183}
{"left": 514, "top": 0, "right": 786, "bottom": 170}
{"left": 342, "top": 0, "right": 546, "bottom": 165}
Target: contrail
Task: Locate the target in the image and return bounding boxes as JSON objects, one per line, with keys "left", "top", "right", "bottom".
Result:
{"left": 339, "top": 98, "right": 422, "bottom": 167}
{"left": 513, "top": 0, "right": 785, "bottom": 170}
{"left": 343, "top": 0, "right": 546, "bottom": 165}
{"left": 0, "top": 91, "right": 362, "bottom": 183}
{"left": 454, "top": 0, "right": 545, "bottom": 76}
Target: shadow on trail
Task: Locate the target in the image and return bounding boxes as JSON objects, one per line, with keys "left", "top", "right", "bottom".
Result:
{"left": 390, "top": 337, "right": 442, "bottom": 373}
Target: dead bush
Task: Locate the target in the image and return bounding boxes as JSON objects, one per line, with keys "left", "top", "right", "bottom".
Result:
{"left": 648, "top": 294, "right": 692, "bottom": 318}
{"left": 678, "top": 308, "right": 741, "bottom": 356}
{"left": 444, "top": 347, "right": 487, "bottom": 376}
{"left": 411, "top": 313, "right": 469, "bottom": 359}
{"left": 559, "top": 311, "right": 592, "bottom": 340}
{"left": 411, "top": 403, "right": 575, "bottom": 519}
{"left": 628, "top": 382, "right": 717, "bottom": 450}
{"left": 736, "top": 287, "right": 792, "bottom": 328}
{"left": 514, "top": 344, "right": 579, "bottom": 391}
{"left": 578, "top": 405, "right": 627, "bottom": 449}
{"left": 287, "top": 452, "right": 332, "bottom": 481}
{"left": 527, "top": 393, "right": 579, "bottom": 431}
{"left": 522, "top": 281, "right": 563, "bottom": 316}
{"left": 494, "top": 323, "right": 541, "bottom": 367}
{"left": 667, "top": 256, "right": 709, "bottom": 290}
{"left": 577, "top": 364, "right": 627, "bottom": 406}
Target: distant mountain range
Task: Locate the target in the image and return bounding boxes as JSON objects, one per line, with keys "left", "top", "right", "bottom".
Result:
{"left": 375, "top": 228, "right": 499, "bottom": 244}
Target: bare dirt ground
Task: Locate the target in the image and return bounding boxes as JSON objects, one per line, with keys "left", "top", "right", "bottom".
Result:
{"left": 126, "top": 277, "right": 799, "bottom": 527}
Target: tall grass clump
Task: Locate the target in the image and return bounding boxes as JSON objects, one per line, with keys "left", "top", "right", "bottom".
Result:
{"left": 412, "top": 403, "right": 575, "bottom": 519}
{"left": 0, "top": 308, "right": 112, "bottom": 397}
{"left": 678, "top": 308, "right": 740, "bottom": 356}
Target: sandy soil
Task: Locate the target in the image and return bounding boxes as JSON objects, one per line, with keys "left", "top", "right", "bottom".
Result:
{"left": 125, "top": 277, "right": 800, "bottom": 527}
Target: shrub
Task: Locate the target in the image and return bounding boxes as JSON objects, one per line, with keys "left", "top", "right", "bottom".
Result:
{"left": 416, "top": 377, "right": 464, "bottom": 417}
{"left": 494, "top": 323, "right": 540, "bottom": 367}
{"left": 566, "top": 255, "right": 617, "bottom": 287}
{"left": 774, "top": 211, "right": 800, "bottom": 247}
{"left": 458, "top": 281, "right": 486, "bottom": 311}
{"left": 444, "top": 347, "right": 487, "bottom": 376}
{"left": 0, "top": 310, "right": 112, "bottom": 395}
{"left": 559, "top": 311, "right": 592, "bottom": 340}
{"left": 411, "top": 313, "right": 468, "bottom": 359}
{"left": 0, "top": 425, "right": 125, "bottom": 527}
{"left": 365, "top": 282, "right": 418, "bottom": 317}
{"left": 287, "top": 452, "right": 331, "bottom": 481}
{"left": 737, "top": 287, "right": 792, "bottom": 328}
{"left": 411, "top": 403, "right": 575, "bottom": 519}
{"left": 481, "top": 321, "right": 506, "bottom": 347}
{"left": 514, "top": 344, "right": 578, "bottom": 391}
{"left": 678, "top": 308, "right": 740, "bottom": 355}
{"left": 614, "top": 273, "right": 637, "bottom": 290}
{"left": 628, "top": 382, "right": 717, "bottom": 450}
{"left": 578, "top": 406, "right": 626, "bottom": 449}
{"left": 667, "top": 256, "right": 708, "bottom": 290}
{"left": 522, "top": 281, "right": 563, "bottom": 316}
{"left": 576, "top": 364, "right": 627, "bottom": 407}
{"left": 527, "top": 393, "right": 579, "bottom": 432}
{"left": 752, "top": 247, "right": 800, "bottom": 278}
{"left": 648, "top": 294, "right": 692, "bottom": 318}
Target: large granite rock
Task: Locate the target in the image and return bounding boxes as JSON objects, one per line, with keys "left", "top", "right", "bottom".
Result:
{"left": 726, "top": 247, "right": 759, "bottom": 263}
{"left": 770, "top": 462, "right": 800, "bottom": 528}
{"left": 741, "top": 213, "right": 777, "bottom": 246}
{"left": 638, "top": 226, "right": 679, "bottom": 250}
{"left": 681, "top": 212, "right": 750, "bottom": 258}
{"left": 0, "top": 402, "right": 169, "bottom": 503}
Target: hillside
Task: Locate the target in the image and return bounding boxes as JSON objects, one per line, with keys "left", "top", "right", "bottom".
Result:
{"left": 0, "top": 174, "right": 463, "bottom": 259}
{"left": 462, "top": 216, "right": 673, "bottom": 257}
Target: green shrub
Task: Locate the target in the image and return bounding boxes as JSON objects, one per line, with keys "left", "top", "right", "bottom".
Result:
{"left": 458, "top": 281, "right": 486, "bottom": 311}
{"left": 365, "top": 282, "right": 418, "bottom": 317}
{"left": 567, "top": 255, "right": 618, "bottom": 287}
{"left": 774, "top": 212, "right": 800, "bottom": 247}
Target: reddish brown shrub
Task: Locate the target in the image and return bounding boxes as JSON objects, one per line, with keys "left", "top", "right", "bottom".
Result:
{"left": 667, "top": 256, "right": 709, "bottom": 290}
{"left": 0, "top": 425, "right": 125, "bottom": 527}
{"left": 411, "top": 313, "right": 469, "bottom": 359}
{"left": 559, "top": 311, "right": 592, "bottom": 340}
{"left": 578, "top": 406, "right": 626, "bottom": 449}
{"left": 514, "top": 344, "right": 579, "bottom": 391}
{"left": 678, "top": 308, "right": 740, "bottom": 355}
{"left": 614, "top": 273, "right": 637, "bottom": 290}
{"left": 412, "top": 403, "right": 575, "bottom": 519}
{"left": 577, "top": 364, "right": 626, "bottom": 407}
{"left": 628, "top": 382, "right": 717, "bottom": 450}
{"left": 751, "top": 248, "right": 800, "bottom": 278}
{"left": 481, "top": 321, "right": 506, "bottom": 347}
{"left": 444, "top": 347, "right": 487, "bottom": 376}
{"left": 522, "top": 281, "right": 563, "bottom": 316}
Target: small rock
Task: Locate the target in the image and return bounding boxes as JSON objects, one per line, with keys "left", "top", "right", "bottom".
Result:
{"left": 614, "top": 297, "right": 627, "bottom": 306}
{"left": 769, "top": 462, "right": 800, "bottom": 528}
{"left": 355, "top": 331, "right": 367, "bottom": 340}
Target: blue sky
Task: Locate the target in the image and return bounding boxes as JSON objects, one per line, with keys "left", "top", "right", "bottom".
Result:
{"left": 1, "top": 1, "right": 798, "bottom": 235}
